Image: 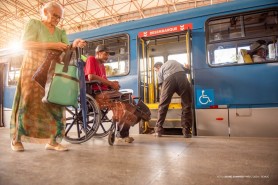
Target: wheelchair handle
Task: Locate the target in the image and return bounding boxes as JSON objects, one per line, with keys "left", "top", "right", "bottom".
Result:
{"left": 75, "top": 47, "right": 82, "bottom": 60}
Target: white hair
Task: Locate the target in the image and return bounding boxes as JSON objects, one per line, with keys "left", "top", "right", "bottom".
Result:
{"left": 40, "top": 1, "right": 64, "bottom": 20}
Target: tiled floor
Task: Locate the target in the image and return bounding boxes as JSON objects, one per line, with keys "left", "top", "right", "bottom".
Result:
{"left": 0, "top": 128, "right": 277, "bottom": 185}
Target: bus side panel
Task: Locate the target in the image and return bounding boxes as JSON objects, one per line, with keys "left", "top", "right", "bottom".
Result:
{"left": 196, "top": 109, "right": 229, "bottom": 136}
{"left": 194, "top": 65, "right": 278, "bottom": 137}
{"left": 194, "top": 64, "right": 278, "bottom": 105}
{"left": 196, "top": 107, "right": 278, "bottom": 137}
{"left": 230, "top": 107, "right": 278, "bottom": 137}
{"left": 191, "top": 28, "right": 207, "bottom": 70}
{"left": 126, "top": 33, "right": 139, "bottom": 96}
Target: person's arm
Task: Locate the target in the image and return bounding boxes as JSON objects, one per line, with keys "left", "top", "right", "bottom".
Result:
{"left": 22, "top": 38, "right": 85, "bottom": 51}
{"left": 22, "top": 41, "right": 68, "bottom": 51}
{"left": 88, "top": 74, "right": 120, "bottom": 90}
{"left": 183, "top": 64, "right": 191, "bottom": 74}
{"left": 157, "top": 68, "right": 163, "bottom": 86}
{"left": 72, "top": 39, "right": 86, "bottom": 48}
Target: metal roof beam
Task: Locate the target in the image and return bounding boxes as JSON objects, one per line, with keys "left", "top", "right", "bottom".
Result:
{"left": 131, "top": 0, "right": 145, "bottom": 18}
{"left": 94, "top": 0, "right": 119, "bottom": 23}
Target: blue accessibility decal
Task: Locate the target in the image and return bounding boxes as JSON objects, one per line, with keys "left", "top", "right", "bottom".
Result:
{"left": 196, "top": 89, "right": 214, "bottom": 107}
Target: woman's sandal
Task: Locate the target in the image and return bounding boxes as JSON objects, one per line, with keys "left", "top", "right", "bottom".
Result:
{"left": 45, "top": 143, "right": 68, "bottom": 151}
{"left": 11, "top": 141, "right": 24, "bottom": 152}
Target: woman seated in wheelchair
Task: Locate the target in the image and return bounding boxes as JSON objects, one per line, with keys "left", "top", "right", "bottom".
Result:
{"left": 84, "top": 44, "right": 134, "bottom": 143}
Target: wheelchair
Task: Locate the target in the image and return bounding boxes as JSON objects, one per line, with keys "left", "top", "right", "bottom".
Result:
{"left": 64, "top": 92, "right": 101, "bottom": 144}
{"left": 64, "top": 80, "right": 150, "bottom": 145}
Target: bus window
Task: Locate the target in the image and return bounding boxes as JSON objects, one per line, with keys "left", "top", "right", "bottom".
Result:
{"left": 153, "top": 56, "right": 164, "bottom": 64}
{"left": 208, "top": 18, "right": 234, "bottom": 42}
{"left": 83, "top": 34, "right": 129, "bottom": 77}
{"left": 207, "top": 42, "right": 238, "bottom": 65}
{"left": 214, "top": 47, "right": 237, "bottom": 64}
{"left": 206, "top": 8, "right": 278, "bottom": 66}
{"left": 168, "top": 53, "right": 187, "bottom": 66}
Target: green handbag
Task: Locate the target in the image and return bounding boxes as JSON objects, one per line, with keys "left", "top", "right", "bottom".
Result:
{"left": 42, "top": 47, "right": 79, "bottom": 107}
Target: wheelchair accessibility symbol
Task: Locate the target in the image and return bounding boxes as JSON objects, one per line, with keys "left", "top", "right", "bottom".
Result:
{"left": 199, "top": 90, "right": 212, "bottom": 105}
{"left": 196, "top": 89, "right": 214, "bottom": 107}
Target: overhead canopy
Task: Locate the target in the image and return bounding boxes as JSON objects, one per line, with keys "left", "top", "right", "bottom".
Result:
{"left": 0, "top": 0, "right": 229, "bottom": 49}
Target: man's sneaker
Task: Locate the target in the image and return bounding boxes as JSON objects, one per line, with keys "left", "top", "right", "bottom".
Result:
{"left": 182, "top": 128, "right": 192, "bottom": 138}
{"left": 124, "top": 137, "right": 134, "bottom": 143}
{"left": 184, "top": 133, "right": 192, "bottom": 138}
{"left": 154, "top": 126, "right": 163, "bottom": 137}
{"left": 117, "top": 136, "right": 134, "bottom": 143}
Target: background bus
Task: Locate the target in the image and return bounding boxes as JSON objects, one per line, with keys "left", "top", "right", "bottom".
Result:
{"left": 1, "top": 0, "right": 278, "bottom": 137}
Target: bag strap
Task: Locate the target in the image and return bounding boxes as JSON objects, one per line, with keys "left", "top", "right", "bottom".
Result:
{"left": 62, "top": 45, "right": 74, "bottom": 72}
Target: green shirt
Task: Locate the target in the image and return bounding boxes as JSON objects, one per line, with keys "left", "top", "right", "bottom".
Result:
{"left": 22, "top": 19, "right": 69, "bottom": 44}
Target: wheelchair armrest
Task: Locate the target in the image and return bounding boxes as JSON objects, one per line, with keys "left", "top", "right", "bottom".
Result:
{"left": 85, "top": 80, "right": 102, "bottom": 85}
{"left": 85, "top": 80, "right": 103, "bottom": 94}
{"left": 132, "top": 96, "right": 142, "bottom": 101}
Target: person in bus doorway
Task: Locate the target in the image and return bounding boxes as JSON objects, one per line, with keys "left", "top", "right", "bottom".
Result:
{"left": 84, "top": 44, "right": 135, "bottom": 143}
{"left": 10, "top": 1, "right": 86, "bottom": 152}
{"left": 250, "top": 40, "right": 267, "bottom": 62}
{"left": 153, "top": 60, "right": 192, "bottom": 138}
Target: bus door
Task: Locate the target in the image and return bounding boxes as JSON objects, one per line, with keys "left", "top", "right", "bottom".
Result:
{"left": 138, "top": 27, "right": 192, "bottom": 134}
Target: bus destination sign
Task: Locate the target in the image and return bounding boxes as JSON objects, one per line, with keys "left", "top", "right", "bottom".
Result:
{"left": 138, "top": 23, "right": 192, "bottom": 38}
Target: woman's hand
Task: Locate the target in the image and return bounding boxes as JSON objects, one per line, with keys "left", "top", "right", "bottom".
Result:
{"left": 53, "top": 42, "right": 68, "bottom": 51}
{"left": 72, "top": 38, "right": 87, "bottom": 48}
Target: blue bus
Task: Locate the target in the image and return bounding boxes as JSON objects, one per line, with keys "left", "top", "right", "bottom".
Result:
{"left": 1, "top": 0, "right": 278, "bottom": 137}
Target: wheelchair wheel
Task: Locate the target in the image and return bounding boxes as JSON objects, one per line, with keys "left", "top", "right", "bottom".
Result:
{"left": 108, "top": 130, "right": 115, "bottom": 146}
{"left": 93, "top": 108, "right": 114, "bottom": 138}
{"left": 108, "top": 122, "right": 116, "bottom": 146}
{"left": 64, "top": 94, "right": 101, "bottom": 144}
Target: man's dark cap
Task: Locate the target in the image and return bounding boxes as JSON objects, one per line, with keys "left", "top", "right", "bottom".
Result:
{"left": 95, "top": 44, "right": 115, "bottom": 56}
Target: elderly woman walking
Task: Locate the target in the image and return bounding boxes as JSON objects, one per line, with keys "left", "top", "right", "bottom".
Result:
{"left": 10, "top": 1, "right": 86, "bottom": 152}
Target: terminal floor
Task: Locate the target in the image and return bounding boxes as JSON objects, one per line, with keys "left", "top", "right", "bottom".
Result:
{"left": 0, "top": 128, "right": 277, "bottom": 185}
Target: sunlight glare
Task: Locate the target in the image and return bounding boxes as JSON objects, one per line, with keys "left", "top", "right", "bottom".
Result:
{"left": 9, "top": 41, "right": 23, "bottom": 52}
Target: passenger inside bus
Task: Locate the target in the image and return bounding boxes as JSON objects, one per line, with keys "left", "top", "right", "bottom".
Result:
{"left": 250, "top": 40, "right": 267, "bottom": 62}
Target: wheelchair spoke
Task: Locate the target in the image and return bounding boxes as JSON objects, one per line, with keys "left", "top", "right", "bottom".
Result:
{"left": 93, "top": 110, "right": 114, "bottom": 138}
{"left": 65, "top": 107, "right": 75, "bottom": 116}
{"left": 65, "top": 118, "right": 77, "bottom": 135}
{"left": 64, "top": 94, "right": 101, "bottom": 144}
{"left": 77, "top": 121, "right": 82, "bottom": 138}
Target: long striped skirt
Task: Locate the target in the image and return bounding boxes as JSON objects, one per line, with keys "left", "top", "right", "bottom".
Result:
{"left": 10, "top": 50, "right": 65, "bottom": 144}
